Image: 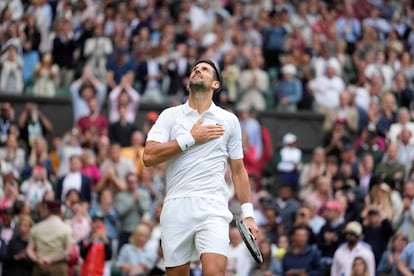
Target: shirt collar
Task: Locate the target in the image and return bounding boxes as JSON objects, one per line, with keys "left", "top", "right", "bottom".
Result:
{"left": 182, "top": 101, "right": 220, "bottom": 116}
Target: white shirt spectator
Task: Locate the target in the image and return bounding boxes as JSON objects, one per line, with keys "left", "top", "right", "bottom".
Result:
{"left": 331, "top": 242, "right": 376, "bottom": 276}
{"left": 61, "top": 172, "right": 82, "bottom": 201}
{"left": 309, "top": 75, "right": 345, "bottom": 110}
{"left": 20, "top": 179, "right": 53, "bottom": 209}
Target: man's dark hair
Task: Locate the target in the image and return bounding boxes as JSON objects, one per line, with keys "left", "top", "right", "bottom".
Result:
{"left": 192, "top": 59, "right": 221, "bottom": 82}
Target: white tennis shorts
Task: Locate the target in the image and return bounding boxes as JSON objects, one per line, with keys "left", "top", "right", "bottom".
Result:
{"left": 160, "top": 196, "right": 233, "bottom": 267}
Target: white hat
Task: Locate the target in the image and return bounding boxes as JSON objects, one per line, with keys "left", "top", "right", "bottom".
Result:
{"left": 282, "top": 64, "right": 297, "bottom": 75}
{"left": 283, "top": 133, "right": 297, "bottom": 145}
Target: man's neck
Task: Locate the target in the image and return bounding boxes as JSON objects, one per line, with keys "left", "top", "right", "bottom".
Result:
{"left": 188, "top": 94, "right": 213, "bottom": 114}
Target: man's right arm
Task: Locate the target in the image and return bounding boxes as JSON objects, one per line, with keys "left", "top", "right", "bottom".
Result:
{"left": 142, "top": 140, "right": 182, "bottom": 167}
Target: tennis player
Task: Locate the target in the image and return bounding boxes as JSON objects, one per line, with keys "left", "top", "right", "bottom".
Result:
{"left": 143, "top": 59, "right": 259, "bottom": 275}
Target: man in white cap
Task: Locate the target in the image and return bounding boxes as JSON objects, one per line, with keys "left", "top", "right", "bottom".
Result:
{"left": 274, "top": 64, "right": 303, "bottom": 112}
{"left": 331, "top": 221, "right": 376, "bottom": 276}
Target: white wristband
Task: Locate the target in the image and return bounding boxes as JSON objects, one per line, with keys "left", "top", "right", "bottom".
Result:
{"left": 176, "top": 132, "right": 195, "bottom": 151}
{"left": 241, "top": 203, "right": 255, "bottom": 219}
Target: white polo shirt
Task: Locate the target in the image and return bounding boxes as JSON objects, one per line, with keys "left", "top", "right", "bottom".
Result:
{"left": 146, "top": 101, "right": 243, "bottom": 204}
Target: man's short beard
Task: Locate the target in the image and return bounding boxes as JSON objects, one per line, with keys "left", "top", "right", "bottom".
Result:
{"left": 189, "top": 80, "right": 207, "bottom": 93}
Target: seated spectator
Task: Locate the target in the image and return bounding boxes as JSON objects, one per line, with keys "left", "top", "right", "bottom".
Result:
{"left": 274, "top": 64, "right": 302, "bottom": 112}
{"left": 354, "top": 124, "right": 386, "bottom": 166}
{"left": 20, "top": 165, "right": 52, "bottom": 210}
{"left": 137, "top": 47, "right": 164, "bottom": 104}
{"left": 115, "top": 223, "right": 157, "bottom": 275}
{"left": 0, "top": 45, "right": 23, "bottom": 95}
{"left": 397, "top": 239, "right": 414, "bottom": 275}
{"left": 393, "top": 180, "right": 414, "bottom": 241}
{"left": 17, "top": 102, "right": 53, "bottom": 150}
{"left": 277, "top": 133, "right": 302, "bottom": 193}
{"left": 95, "top": 167, "right": 126, "bottom": 195}
{"left": 108, "top": 72, "right": 140, "bottom": 124}
{"left": 21, "top": 13, "right": 40, "bottom": 83}
{"left": 83, "top": 23, "right": 113, "bottom": 82}
{"left": 351, "top": 256, "right": 371, "bottom": 276}
{"left": 115, "top": 172, "right": 145, "bottom": 250}
{"left": 76, "top": 97, "right": 108, "bottom": 138}
{"left": 299, "top": 147, "right": 326, "bottom": 199}
{"left": 388, "top": 107, "right": 414, "bottom": 145}
{"left": 32, "top": 53, "right": 59, "bottom": 97}
{"left": 106, "top": 46, "right": 135, "bottom": 91}
{"left": 307, "top": 176, "right": 333, "bottom": 214}
{"left": 56, "top": 155, "right": 92, "bottom": 205}
{"left": 22, "top": 136, "right": 53, "bottom": 181}
{"left": 56, "top": 130, "right": 83, "bottom": 178}
{"left": 65, "top": 200, "right": 91, "bottom": 243}
{"left": 238, "top": 57, "right": 269, "bottom": 111}
{"left": 323, "top": 90, "right": 359, "bottom": 136}
{"left": 292, "top": 206, "right": 318, "bottom": 246}
{"left": 396, "top": 128, "right": 414, "bottom": 180}
{"left": 0, "top": 102, "right": 17, "bottom": 146}
{"left": 78, "top": 214, "right": 112, "bottom": 276}
{"left": 2, "top": 214, "right": 34, "bottom": 275}
{"left": 307, "top": 60, "right": 345, "bottom": 114}
{"left": 100, "top": 143, "right": 135, "bottom": 182}
{"left": 108, "top": 105, "right": 137, "bottom": 148}
{"left": 282, "top": 225, "right": 322, "bottom": 275}
{"left": 376, "top": 92, "right": 397, "bottom": 139}
{"left": 70, "top": 66, "right": 106, "bottom": 123}
{"left": 362, "top": 183, "right": 395, "bottom": 223}
{"left": 0, "top": 206, "right": 18, "bottom": 245}
{"left": 80, "top": 150, "right": 102, "bottom": 188}
{"left": 0, "top": 133, "right": 25, "bottom": 180}
{"left": 331, "top": 221, "right": 376, "bottom": 276}
{"left": 89, "top": 189, "right": 118, "bottom": 244}
{"left": 391, "top": 71, "right": 413, "bottom": 109}
{"left": 274, "top": 184, "right": 300, "bottom": 235}
{"left": 226, "top": 222, "right": 255, "bottom": 276}
{"left": 375, "top": 144, "right": 405, "bottom": 186}
{"left": 377, "top": 232, "right": 408, "bottom": 276}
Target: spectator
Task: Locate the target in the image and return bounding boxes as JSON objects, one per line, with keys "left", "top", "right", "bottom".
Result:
{"left": 238, "top": 57, "right": 269, "bottom": 111}
{"left": 83, "top": 23, "right": 113, "bottom": 82}
{"left": 308, "top": 60, "right": 346, "bottom": 114}
{"left": 2, "top": 214, "right": 33, "bottom": 276}
{"left": 32, "top": 53, "right": 59, "bottom": 97}
{"left": 115, "top": 223, "right": 157, "bottom": 276}
{"left": 108, "top": 72, "right": 140, "bottom": 124}
{"left": 0, "top": 206, "right": 18, "bottom": 245}
{"left": 20, "top": 165, "right": 52, "bottom": 210}
{"left": 22, "top": 13, "right": 41, "bottom": 83}
{"left": 108, "top": 105, "right": 137, "bottom": 148}
{"left": 106, "top": 46, "right": 135, "bottom": 91}
{"left": 262, "top": 10, "right": 288, "bottom": 69}
{"left": 0, "top": 133, "right": 25, "bottom": 179}
{"left": 56, "top": 131, "right": 83, "bottom": 177}
{"left": 396, "top": 128, "right": 414, "bottom": 179}
{"left": 65, "top": 200, "right": 91, "bottom": 244}
{"left": 56, "top": 155, "right": 92, "bottom": 205}
{"left": 282, "top": 225, "right": 322, "bottom": 275}
{"left": 226, "top": 222, "right": 255, "bottom": 276}
{"left": 69, "top": 65, "right": 106, "bottom": 123}
{"left": 391, "top": 71, "right": 413, "bottom": 109}
{"left": 274, "top": 63, "right": 303, "bottom": 112}
{"left": 323, "top": 90, "right": 360, "bottom": 136}
{"left": 274, "top": 183, "right": 300, "bottom": 235}
{"left": 27, "top": 200, "right": 73, "bottom": 275}
{"left": 397, "top": 239, "right": 414, "bottom": 275}
{"left": 52, "top": 18, "right": 76, "bottom": 88}
{"left": 79, "top": 149, "right": 102, "bottom": 188}
{"left": 377, "top": 232, "right": 409, "bottom": 276}
{"left": 0, "top": 45, "right": 23, "bottom": 94}
{"left": 0, "top": 102, "right": 16, "bottom": 146}
{"left": 17, "top": 102, "right": 53, "bottom": 150}
{"left": 351, "top": 256, "right": 371, "bottom": 276}
{"left": 388, "top": 107, "right": 414, "bottom": 145}
{"left": 376, "top": 92, "right": 398, "bottom": 139}
{"left": 293, "top": 206, "right": 318, "bottom": 246}
{"left": 78, "top": 213, "right": 112, "bottom": 276}
{"left": 76, "top": 97, "right": 108, "bottom": 138}
{"left": 308, "top": 176, "right": 333, "bottom": 214}
{"left": 375, "top": 144, "right": 405, "bottom": 186}
{"left": 277, "top": 132, "right": 302, "bottom": 193}
{"left": 394, "top": 180, "right": 414, "bottom": 241}
{"left": 362, "top": 207, "right": 394, "bottom": 265}
{"left": 100, "top": 143, "right": 135, "bottom": 183}
{"left": 331, "top": 221, "right": 376, "bottom": 276}
{"left": 300, "top": 147, "right": 326, "bottom": 199}
{"left": 89, "top": 189, "right": 118, "bottom": 245}
{"left": 335, "top": 3, "right": 361, "bottom": 55}
{"left": 317, "top": 200, "right": 346, "bottom": 275}
{"left": 250, "top": 237, "right": 281, "bottom": 276}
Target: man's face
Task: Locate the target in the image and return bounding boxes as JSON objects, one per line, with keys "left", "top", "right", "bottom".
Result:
{"left": 189, "top": 62, "right": 217, "bottom": 92}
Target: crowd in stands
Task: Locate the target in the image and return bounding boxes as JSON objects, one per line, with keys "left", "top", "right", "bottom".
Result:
{"left": 2, "top": 0, "right": 414, "bottom": 275}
